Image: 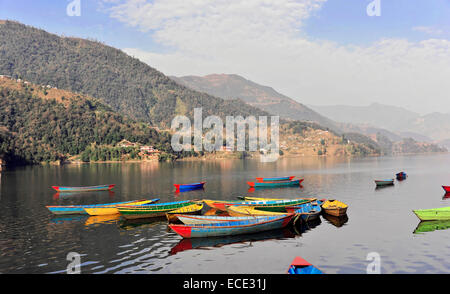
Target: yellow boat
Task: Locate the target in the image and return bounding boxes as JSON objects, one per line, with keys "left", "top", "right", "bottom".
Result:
{"left": 225, "top": 205, "right": 288, "bottom": 217}
{"left": 166, "top": 203, "right": 204, "bottom": 222}
{"left": 321, "top": 199, "right": 348, "bottom": 217}
{"left": 84, "top": 199, "right": 158, "bottom": 216}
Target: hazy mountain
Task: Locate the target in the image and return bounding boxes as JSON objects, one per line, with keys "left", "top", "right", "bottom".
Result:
{"left": 309, "top": 103, "right": 450, "bottom": 142}
{"left": 171, "top": 74, "right": 340, "bottom": 132}
{"left": 0, "top": 20, "right": 269, "bottom": 128}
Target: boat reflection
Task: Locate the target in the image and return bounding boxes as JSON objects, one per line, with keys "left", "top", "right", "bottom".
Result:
{"left": 247, "top": 185, "right": 304, "bottom": 193}
{"left": 49, "top": 215, "right": 87, "bottom": 224}
{"left": 53, "top": 190, "right": 115, "bottom": 200}
{"left": 118, "top": 216, "right": 167, "bottom": 230}
{"left": 169, "top": 227, "right": 297, "bottom": 255}
{"left": 413, "top": 220, "right": 450, "bottom": 234}
{"left": 443, "top": 193, "right": 450, "bottom": 200}
{"left": 84, "top": 214, "right": 121, "bottom": 226}
{"left": 322, "top": 214, "right": 349, "bottom": 228}
{"left": 292, "top": 217, "right": 322, "bottom": 235}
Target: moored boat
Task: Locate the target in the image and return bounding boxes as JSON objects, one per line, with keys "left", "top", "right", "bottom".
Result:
{"left": 169, "top": 214, "right": 295, "bottom": 238}
{"left": 442, "top": 186, "right": 450, "bottom": 193}
{"left": 412, "top": 207, "right": 450, "bottom": 221}
{"left": 171, "top": 214, "right": 266, "bottom": 225}
{"left": 118, "top": 200, "right": 196, "bottom": 220}
{"left": 287, "top": 257, "right": 324, "bottom": 274}
{"left": 51, "top": 184, "right": 115, "bottom": 192}
{"left": 83, "top": 199, "right": 159, "bottom": 216}
{"left": 165, "top": 203, "right": 204, "bottom": 222}
{"left": 247, "top": 178, "right": 304, "bottom": 188}
{"left": 255, "top": 176, "right": 295, "bottom": 182}
{"left": 375, "top": 179, "right": 394, "bottom": 187}
{"left": 396, "top": 172, "right": 407, "bottom": 180}
{"left": 321, "top": 199, "right": 348, "bottom": 216}
{"left": 203, "top": 198, "right": 312, "bottom": 212}
{"left": 174, "top": 182, "right": 206, "bottom": 192}
{"left": 286, "top": 202, "right": 322, "bottom": 223}
{"left": 46, "top": 199, "right": 152, "bottom": 215}
{"left": 225, "top": 205, "right": 289, "bottom": 217}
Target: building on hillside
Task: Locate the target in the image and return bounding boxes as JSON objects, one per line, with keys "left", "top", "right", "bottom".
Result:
{"left": 140, "top": 145, "right": 160, "bottom": 154}
{"left": 118, "top": 139, "right": 136, "bottom": 148}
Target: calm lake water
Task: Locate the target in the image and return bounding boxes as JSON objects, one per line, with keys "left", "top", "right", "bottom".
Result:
{"left": 0, "top": 154, "right": 449, "bottom": 274}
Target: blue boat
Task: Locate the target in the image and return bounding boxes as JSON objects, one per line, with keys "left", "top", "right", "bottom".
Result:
{"left": 46, "top": 198, "right": 159, "bottom": 215}
{"left": 52, "top": 184, "right": 115, "bottom": 192}
{"left": 286, "top": 201, "right": 322, "bottom": 222}
{"left": 287, "top": 257, "right": 324, "bottom": 274}
{"left": 174, "top": 182, "right": 206, "bottom": 192}
{"left": 247, "top": 178, "right": 304, "bottom": 188}
{"left": 396, "top": 172, "right": 407, "bottom": 180}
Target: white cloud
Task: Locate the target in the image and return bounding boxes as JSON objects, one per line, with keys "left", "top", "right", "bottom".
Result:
{"left": 106, "top": 0, "right": 450, "bottom": 114}
{"left": 412, "top": 26, "right": 444, "bottom": 36}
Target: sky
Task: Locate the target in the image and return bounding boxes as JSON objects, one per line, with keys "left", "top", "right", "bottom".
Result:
{"left": 0, "top": 0, "right": 449, "bottom": 115}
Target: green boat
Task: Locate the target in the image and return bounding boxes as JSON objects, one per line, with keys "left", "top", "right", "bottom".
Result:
{"left": 118, "top": 200, "right": 195, "bottom": 220}
{"left": 414, "top": 219, "right": 450, "bottom": 234}
{"left": 412, "top": 206, "right": 450, "bottom": 221}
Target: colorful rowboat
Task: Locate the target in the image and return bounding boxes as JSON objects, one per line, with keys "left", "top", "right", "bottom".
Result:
{"left": 174, "top": 182, "right": 206, "bottom": 192}
{"left": 396, "top": 172, "right": 407, "bottom": 180}
{"left": 442, "top": 186, "right": 450, "bottom": 193}
{"left": 287, "top": 257, "right": 324, "bottom": 274}
{"left": 321, "top": 199, "right": 348, "bottom": 217}
{"left": 166, "top": 203, "right": 204, "bottom": 222}
{"left": 247, "top": 178, "right": 304, "bottom": 188}
{"left": 171, "top": 214, "right": 268, "bottom": 225}
{"left": 83, "top": 199, "right": 159, "bottom": 216}
{"left": 46, "top": 199, "right": 153, "bottom": 215}
{"left": 118, "top": 200, "right": 196, "bottom": 220}
{"left": 255, "top": 176, "right": 295, "bottom": 182}
{"left": 412, "top": 207, "right": 450, "bottom": 221}
{"left": 203, "top": 198, "right": 312, "bottom": 212}
{"left": 236, "top": 196, "right": 320, "bottom": 202}
{"left": 169, "top": 214, "right": 295, "bottom": 238}
{"left": 286, "top": 202, "right": 322, "bottom": 222}
{"left": 225, "top": 205, "right": 289, "bottom": 217}
{"left": 375, "top": 179, "right": 394, "bottom": 187}
{"left": 51, "top": 184, "right": 116, "bottom": 192}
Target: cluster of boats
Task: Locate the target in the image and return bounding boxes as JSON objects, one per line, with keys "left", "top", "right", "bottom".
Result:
{"left": 374, "top": 171, "right": 407, "bottom": 188}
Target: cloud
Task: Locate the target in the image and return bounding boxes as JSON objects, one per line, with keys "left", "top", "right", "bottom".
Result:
{"left": 105, "top": 0, "right": 450, "bottom": 114}
{"left": 412, "top": 26, "right": 444, "bottom": 36}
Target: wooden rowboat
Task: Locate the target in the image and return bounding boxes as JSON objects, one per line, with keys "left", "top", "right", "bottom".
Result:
{"left": 174, "top": 182, "right": 206, "bottom": 192}
{"left": 171, "top": 214, "right": 265, "bottom": 225}
{"left": 166, "top": 203, "right": 204, "bottom": 222}
{"left": 169, "top": 214, "right": 295, "bottom": 238}
{"left": 83, "top": 199, "right": 159, "bottom": 216}
{"left": 255, "top": 176, "right": 295, "bottom": 182}
{"left": 374, "top": 179, "right": 394, "bottom": 187}
{"left": 396, "top": 172, "right": 407, "bottom": 180}
{"left": 46, "top": 199, "right": 155, "bottom": 215}
{"left": 286, "top": 202, "right": 322, "bottom": 223}
{"left": 118, "top": 200, "right": 196, "bottom": 220}
{"left": 287, "top": 257, "right": 324, "bottom": 274}
{"left": 442, "top": 186, "right": 450, "bottom": 193}
{"left": 321, "top": 199, "right": 348, "bottom": 217}
{"left": 412, "top": 207, "right": 450, "bottom": 221}
{"left": 203, "top": 198, "right": 312, "bottom": 212}
{"left": 51, "top": 184, "right": 115, "bottom": 192}
{"left": 236, "top": 196, "right": 320, "bottom": 202}
{"left": 225, "top": 205, "right": 288, "bottom": 217}
{"left": 247, "top": 178, "right": 304, "bottom": 188}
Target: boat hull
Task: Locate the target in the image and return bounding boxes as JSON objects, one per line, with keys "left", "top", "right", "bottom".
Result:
{"left": 46, "top": 199, "right": 149, "bottom": 215}
{"left": 203, "top": 198, "right": 311, "bottom": 212}
{"left": 51, "top": 184, "right": 115, "bottom": 192}
{"left": 83, "top": 199, "right": 159, "bottom": 216}
{"left": 321, "top": 200, "right": 348, "bottom": 217}
{"left": 287, "top": 257, "right": 324, "bottom": 274}
{"left": 413, "top": 207, "right": 450, "bottom": 221}
{"left": 118, "top": 200, "right": 195, "bottom": 220}
{"left": 173, "top": 215, "right": 263, "bottom": 225}
{"left": 255, "top": 176, "right": 295, "bottom": 182}
{"left": 166, "top": 203, "right": 204, "bottom": 222}
{"left": 174, "top": 182, "right": 206, "bottom": 192}
{"left": 247, "top": 179, "right": 303, "bottom": 188}
{"left": 169, "top": 214, "right": 295, "bottom": 238}
{"left": 375, "top": 180, "right": 394, "bottom": 187}
{"left": 442, "top": 186, "right": 450, "bottom": 193}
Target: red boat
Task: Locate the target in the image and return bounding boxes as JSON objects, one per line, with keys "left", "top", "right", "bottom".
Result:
{"left": 443, "top": 186, "right": 450, "bottom": 193}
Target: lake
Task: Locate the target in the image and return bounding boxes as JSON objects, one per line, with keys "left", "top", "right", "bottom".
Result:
{"left": 0, "top": 154, "right": 449, "bottom": 274}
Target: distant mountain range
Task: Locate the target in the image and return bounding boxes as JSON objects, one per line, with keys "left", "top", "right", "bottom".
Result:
{"left": 309, "top": 103, "right": 450, "bottom": 148}
{"left": 171, "top": 74, "right": 339, "bottom": 132}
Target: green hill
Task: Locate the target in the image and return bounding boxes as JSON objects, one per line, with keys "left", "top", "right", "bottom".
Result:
{"left": 0, "top": 20, "right": 269, "bottom": 128}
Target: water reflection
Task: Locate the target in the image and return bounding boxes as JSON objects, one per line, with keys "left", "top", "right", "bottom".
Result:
{"left": 443, "top": 193, "right": 450, "bottom": 200}
{"left": 53, "top": 190, "right": 115, "bottom": 200}
{"left": 413, "top": 220, "right": 450, "bottom": 234}
{"left": 322, "top": 214, "right": 349, "bottom": 228}
{"left": 118, "top": 217, "right": 167, "bottom": 230}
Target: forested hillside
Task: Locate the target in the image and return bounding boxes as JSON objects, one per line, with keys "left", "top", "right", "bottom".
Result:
{"left": 0, "top": 20, "right": 269, "bottom": 128}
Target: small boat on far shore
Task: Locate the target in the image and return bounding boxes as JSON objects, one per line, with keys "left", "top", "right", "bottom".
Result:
{"left": 52, "top": 184, "right": 115, "bottom": 192}
{"left": 287, "top": 257, "right": 324, "bottom": 274}
{"left": 375, "top": 179, "right": 394, "bottom": 187}
{"left": 396, "top": 172, "right": 407, "bottom": 180}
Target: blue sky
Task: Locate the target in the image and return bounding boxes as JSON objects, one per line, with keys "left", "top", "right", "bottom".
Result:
{"left": 1, "top": 0, "right": 448, "bottom": 50}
